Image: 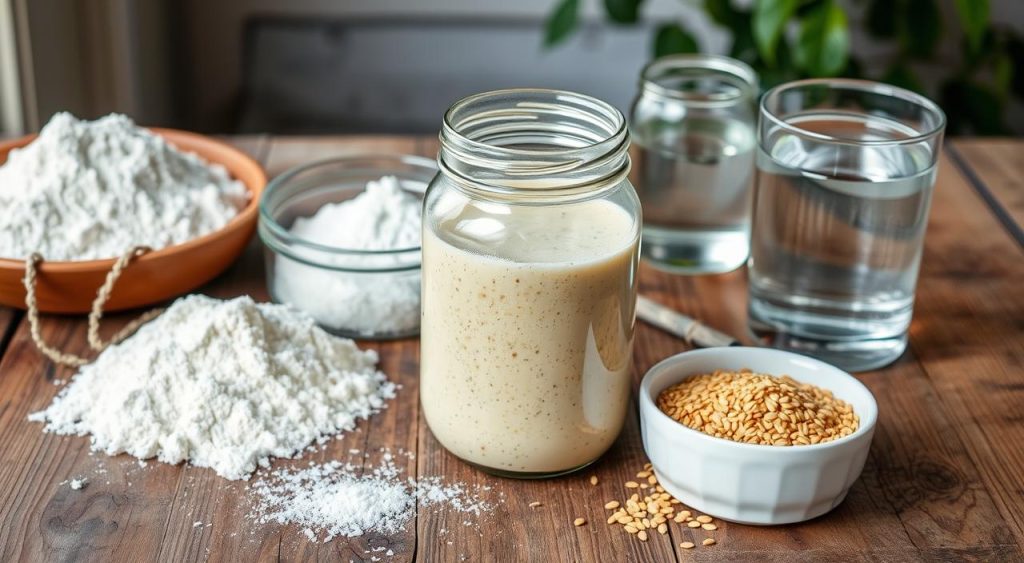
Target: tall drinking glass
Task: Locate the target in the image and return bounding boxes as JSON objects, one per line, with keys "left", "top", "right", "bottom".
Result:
{"left": 748, "top": 79, "right": 945, "bottom": 372}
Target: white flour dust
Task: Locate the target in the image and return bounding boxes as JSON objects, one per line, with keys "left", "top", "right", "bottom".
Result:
{"left": 29, "top": 295, "right": 396, "bottom": 480}
{"left": 272, "top": 175, "right": 422, "bottom": 336}
{"left": 250, "top": 449, "right": 493, "bottom": 543}
{"left": 0, "top": 112, "right": 248, "bottom": 261}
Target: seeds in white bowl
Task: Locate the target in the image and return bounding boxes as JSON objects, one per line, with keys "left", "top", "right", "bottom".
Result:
{"left": 656, "top": 369, "right": 859, "bottom": 446}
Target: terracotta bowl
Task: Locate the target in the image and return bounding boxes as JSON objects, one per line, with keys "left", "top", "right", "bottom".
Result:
{"left": 0, "top": 128, "right": 267, "bottom": 313}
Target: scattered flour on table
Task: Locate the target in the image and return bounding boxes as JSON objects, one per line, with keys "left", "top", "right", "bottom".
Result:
{"left": 64, "top": 477, "right": 87, "bottom": 490}
{"left": 0, "top": 112, "right": 248, "bottom": 261}
{"left": 250, "top": 449, "right": 493, "bottom": 543}
{"left": 28, "top": 295, "right": 396, "bottom": 480}
{"left": 272, "top": 175, "right": 422, "bottom": 336}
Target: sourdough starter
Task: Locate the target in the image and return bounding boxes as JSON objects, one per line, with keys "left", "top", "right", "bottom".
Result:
{"left": 421, "top": 199, "right": 639, "bottom": 474}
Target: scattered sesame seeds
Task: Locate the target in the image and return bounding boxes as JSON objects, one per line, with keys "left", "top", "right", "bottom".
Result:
{"left": 528, "top": 501, "right": 542, "bottom": 508}
{"left": 597, "top": 461, "right": 723, "bottom": 548}
{"left": 574, "top": 518, "right": 586, "bottom": 527}
{"left": 589, "top": 476, "right": 599, "bottom": 486}
{"left": 703, "top": 538, "right": 716, "bottom": 546}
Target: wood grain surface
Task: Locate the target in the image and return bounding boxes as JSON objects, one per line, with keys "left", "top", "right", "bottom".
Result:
{"left": 0, "top": 137, "right": 1021, "bottom": 563}
{"left": 950, "top": 138, "right": 1024, "bottom": 237}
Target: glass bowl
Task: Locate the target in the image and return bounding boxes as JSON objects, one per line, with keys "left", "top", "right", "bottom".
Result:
{"left": 258, "top": 154, "right": 436, "bottom": 339}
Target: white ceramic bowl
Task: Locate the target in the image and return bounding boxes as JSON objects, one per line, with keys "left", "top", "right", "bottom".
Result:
{"left": 639, "top": 347, "right": 878, "bottom": 525}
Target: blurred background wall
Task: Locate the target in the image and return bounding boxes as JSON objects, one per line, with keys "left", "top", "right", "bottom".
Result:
{"left": 0, "top": 0, "right": 1021, "bottom": 136}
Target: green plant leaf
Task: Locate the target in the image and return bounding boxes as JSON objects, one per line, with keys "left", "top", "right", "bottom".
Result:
{"left": 994, "top": 52, "right": 1012, "bottom": 99}
{"left": 758, "top": 40, "right": 798, "bottom": 89}
{"left": 729, "top": 18, "right": 759, "bottom": 63}
{"left": 605, "top": 0, "right": 643, "bottom": 24}
{"left": 881, "top": 63, "right": 924, "bottom": 93}
{"left": 654, "top": 23, "right": 699, "bottom": 57}
{"left": 866, "top": 0, "right": 899, "bottom": 38}
{"left": 900, "top": 0, "right": 941, "bottom": 58}
{"left": 794, "top": 0, "right": 849, "bottom": 77}
{"left": 753, "top": 0, "right": 798, "bottom": 66}
{"left": 544, "top": 0, "right": 580, "bottom": 47}
{"left": 954, "top": 0, "right": 989, "bottom": 56}
{"left": 963, "top": 27, "right": 994, "bottom": 67}
{"left": 706, "top": 0, "right": 743, "bottom": 30}
{"left": 941, "top": 78, "right": 1007, "bottom": 135}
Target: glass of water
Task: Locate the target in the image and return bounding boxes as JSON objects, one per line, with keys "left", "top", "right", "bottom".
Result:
{"left": 630, "top": 55, "right": 758, "bottom": 274}
{"left": 748, "top": 79, "right": 946, "bottom": 372}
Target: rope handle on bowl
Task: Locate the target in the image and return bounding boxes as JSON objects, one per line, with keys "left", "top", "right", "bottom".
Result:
{"left": 23, "top": 246, "right": 163, "bottom": 367}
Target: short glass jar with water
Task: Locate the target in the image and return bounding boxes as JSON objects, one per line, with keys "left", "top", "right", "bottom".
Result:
{"left": 748, "top": 79, "right": 946, "bottom": 372}
{"left": 629, "top": 55, "right": 758, "bottom": 274}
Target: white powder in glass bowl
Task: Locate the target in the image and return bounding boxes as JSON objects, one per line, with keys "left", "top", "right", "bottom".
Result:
{"left": 272, "top": 176, "right": 422, "bottom": 337}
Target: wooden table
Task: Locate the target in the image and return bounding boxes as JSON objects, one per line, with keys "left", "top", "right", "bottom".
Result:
{"left": 1, "top": 136, "right": 1022, "bottom": 562}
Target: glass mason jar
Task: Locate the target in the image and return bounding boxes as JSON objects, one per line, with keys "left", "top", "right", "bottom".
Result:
{"left": 629, "top": 54, "right": 758, "bottom": 274}
{"left": 421, "top": 89, "right": 642, "bottom": 478}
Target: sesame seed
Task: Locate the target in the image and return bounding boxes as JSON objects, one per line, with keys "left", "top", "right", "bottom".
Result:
{"left": 656, "top": 370, "right": 859, "bottom": 446}
{"left": 594, "top": 461, "right": 727, "bottom": 548}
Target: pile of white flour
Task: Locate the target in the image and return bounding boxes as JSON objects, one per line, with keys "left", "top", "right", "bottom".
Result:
{"left": 0, "top": 112, "right": 248, "bottom": 261}
{"left": 28, "top": 295, "right": 396, "bottom": 480}
{"left": 251, "top": 450, "right": 492, "bottom": 542}
{"left": 272, "top": 176, "right": 422, "bottom": 336}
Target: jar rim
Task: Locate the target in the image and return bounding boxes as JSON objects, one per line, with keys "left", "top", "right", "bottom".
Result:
{"left": 639, "top": 54, "right": 758, "bottom": 105}
{"left": 442, "top": 88, "right": 627, "bottom": 157}
{"left": 438, "top": 88, "right": 631, "bottom": 199}
{"left": 759, "top": 78, "right": 947, "bottom": 147}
